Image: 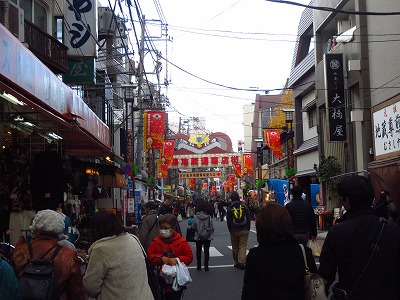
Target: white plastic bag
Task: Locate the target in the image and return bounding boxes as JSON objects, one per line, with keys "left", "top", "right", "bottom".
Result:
{"left": 309, "top": 240, "right": 322, "bottom": 257}
{"left": 160, "top": 264, "right": 176, "bottom": 284}
{"left": 175, "top": 258, "right": 192, "bottom": 287}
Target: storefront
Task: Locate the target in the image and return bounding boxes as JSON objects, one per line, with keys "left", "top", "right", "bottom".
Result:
{"left": 0, "top": 24, "right": 117, "bottom": 244}
{"left": 368, "top": 94, "right": 400, "bottom": 225}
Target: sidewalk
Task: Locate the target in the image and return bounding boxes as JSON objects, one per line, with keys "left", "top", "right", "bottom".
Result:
{"left": 316, "top": 230, "right": 328, "bottom": 249}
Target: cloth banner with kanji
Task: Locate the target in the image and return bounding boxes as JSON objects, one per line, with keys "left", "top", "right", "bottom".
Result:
{"left": 233, "top": 163, "right": 242, "bottom": 178}
{"left": 157, "top": 140, "right": 175, "bottom": 178}
{"left": 264, "top": 129, "right": 283, "bottom": 158}
{"left": 242, "top": 153, "right": 253, "bottom": 174}
{"left": 144, "top": 111, "right": 165, "bottom": 150}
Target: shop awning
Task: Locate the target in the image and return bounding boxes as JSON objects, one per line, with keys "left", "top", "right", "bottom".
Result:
{"left": 0, "top": 25, "right": 111, "bottom": 158}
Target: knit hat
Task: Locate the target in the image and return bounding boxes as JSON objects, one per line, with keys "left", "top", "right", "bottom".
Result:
{"left": 29, "top": 209, "right": 65, "bottom": 234}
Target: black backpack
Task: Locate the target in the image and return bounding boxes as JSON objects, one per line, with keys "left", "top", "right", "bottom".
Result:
{"left": 198, "top": 216, "right": 212, "bottom": 241}
{"left": 19, "top": 243, "right": 62, "bottom": 300}
{"left": 231, "top": 204, "right": 247, "bottom": 227}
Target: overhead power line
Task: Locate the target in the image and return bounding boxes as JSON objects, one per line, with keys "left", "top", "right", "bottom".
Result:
{"left": 265, "top": 0, "right": 400, "bottom": 16}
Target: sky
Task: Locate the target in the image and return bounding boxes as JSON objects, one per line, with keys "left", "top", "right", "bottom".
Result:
{"left": 100, "top": 0, "right": 310, "bottom": 150}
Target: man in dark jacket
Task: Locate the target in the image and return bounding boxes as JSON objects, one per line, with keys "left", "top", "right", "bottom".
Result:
{"left": 226, "top": 191, "right": 251, "bottom": 269}
{"left": 372, "top": 190, "right": 390, "bottom": 219}
{"left": 138, "top": 201, "right": 159, "bottom": 251}
{"left": 285, "top": 185, "right": 317, "bottom": 246}
{"left": 318, "top": 175, "right": 400, "bottom": 299}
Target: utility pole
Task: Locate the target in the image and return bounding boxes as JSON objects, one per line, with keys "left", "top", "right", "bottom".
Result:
{"left": 135, "top": 16, "right": 145, "bottom": 173}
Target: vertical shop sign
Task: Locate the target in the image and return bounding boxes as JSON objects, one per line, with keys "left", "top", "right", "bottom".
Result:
{"left": 134, "top": 189, "right": 142, "bottom": 225}
{"left": 324, "top": 53, "right": 346, "bottom": 142}
{"left": 65, "top": 0, "right": 97, "bottom": 56}
{"left": 144, "top": 111, "right": 165, "bottom": 149}
{"left": 373, "top": 100, "right": 400, "bottom": 157}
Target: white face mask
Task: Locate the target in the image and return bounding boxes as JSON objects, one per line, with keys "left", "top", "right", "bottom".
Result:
{"left": 159, "top": 229, "right": 172, "bottom": 238}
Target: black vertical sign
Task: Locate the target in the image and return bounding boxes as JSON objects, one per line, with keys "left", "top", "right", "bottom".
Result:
{"left": 325, "top": 53, "right": 346, "bottom": 142}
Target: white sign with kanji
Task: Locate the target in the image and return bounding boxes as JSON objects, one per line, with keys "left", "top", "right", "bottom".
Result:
{"left": 373, "top": 100, "right": 400, "bottom": 156}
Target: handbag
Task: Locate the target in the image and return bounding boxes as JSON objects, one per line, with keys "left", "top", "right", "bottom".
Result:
{"left": 299, "top": 244, "right": 327, "bottom": 300}
{"left": 185, "top": 227, "right": 196, "bottom": 242}
{"left": 332, "top": 218, "right": 387, "bottom": 299}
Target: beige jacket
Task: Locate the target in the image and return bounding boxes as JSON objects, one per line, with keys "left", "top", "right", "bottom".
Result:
{"left": 83, "top": 233, "right": 154, "bottom": 300}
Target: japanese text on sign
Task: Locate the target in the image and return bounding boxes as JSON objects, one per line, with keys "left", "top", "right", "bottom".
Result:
{"left": 179, "top": 171, "right": 222, "bottom": 179}
{"left": 325, "top": 53, "right": 346, "bottom": 141}
{"left": 373, "top": 100, "right": 400, "bottom": 157}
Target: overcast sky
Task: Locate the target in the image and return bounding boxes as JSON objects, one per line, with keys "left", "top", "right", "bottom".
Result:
{"left": 100, "top": 0, "right": 310, "bottom": 150}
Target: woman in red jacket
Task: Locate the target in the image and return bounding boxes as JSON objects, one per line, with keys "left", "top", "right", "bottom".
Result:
{"left": 148, "top": 213, "right": 193, "bottom": 300}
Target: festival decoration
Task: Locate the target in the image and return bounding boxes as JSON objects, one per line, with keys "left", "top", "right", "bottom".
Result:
{"left": 264, "top": 129, "right": 283, "bottom": 158}
{"left": 144, "top": 111, "right": 165, "bottom": 150}
{"left": 242, "top": 153, "right": 253, "bottom": 174}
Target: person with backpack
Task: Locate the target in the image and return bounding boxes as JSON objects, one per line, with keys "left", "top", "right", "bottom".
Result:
{"left": 10, "top": 209, "right": 85, "bottom": 299}
{"left": 191, "top": 202, "right": 215, "bottom": 271}
{"left": 83, "top": 210, "right": 154, "bottom": 300}
{"left": 139, "top": 201, "right": 160, "bottom": 251}
{"left": 226, "top": 191, "right": 251, "bottom": 270}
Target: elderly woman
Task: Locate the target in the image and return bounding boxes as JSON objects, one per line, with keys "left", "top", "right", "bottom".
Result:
{"left": 83, "top": 210, "right": 153, "bottom": 300}
{"left": 10, "top": 209, "right": 85, "bottom": 300}
{"left": 242, "top": 202, "right": 317, "bottom": 300}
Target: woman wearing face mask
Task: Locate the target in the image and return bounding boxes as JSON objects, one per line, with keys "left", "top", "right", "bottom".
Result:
{"left": 147, "top": 213, "right": 193, "bottom": 300}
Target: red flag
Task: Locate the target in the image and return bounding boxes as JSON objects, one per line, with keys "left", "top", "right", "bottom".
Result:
{"left": 242, "top": 153, "right": 253, "bottom": 174}
{"left": 264, "top": 129, "right": 283, "bottom": 158}
{"left": 157, "top": 140, "right": 175, "bottom": 178}
{"left": 144, "top": 111, "right": 165, "bottom": 150}
{"left": 233, "top": 163, "right": 242, "bottom": 178}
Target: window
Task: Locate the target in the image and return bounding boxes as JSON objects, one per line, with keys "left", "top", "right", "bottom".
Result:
{"left": 308, "top": 108, "right": 317, "bottom": 128}
{"left": 19, "top": 0, "right": 47, "bottom": 32}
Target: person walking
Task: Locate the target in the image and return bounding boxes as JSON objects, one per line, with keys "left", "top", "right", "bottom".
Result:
{"left": 226, "top": 191, "right": 251, "bottom": 270}
{"left": 372, "top": 190, "right": 390, "bottom": 220}
{"left": 10, "top": 209, "right": 85, "bottom": 299}
{"left": 285, "top": 185, "right": 317, "bottom": 247}
{"left": 1, "top": 256, "right": 21, "bottom": 299}
{"left": 83, "top": 210, "right": 153, "bottom": 300}
{"left": 139, "top": 200, "right": 160, "bottom": 251}
{"left": 191, "top": 203, "right": 214, "bottom": 271}
{"left": 242, "top": 202, "right": 317, "bottom": 299}
{"left": 148, "top": 213, "right": 193, "bottom": 300}
{"left": 218, "top": 199, "right": 226, "bottom": 221}
{"left": 318, "top": 175, "right": 400, "bottom": 299}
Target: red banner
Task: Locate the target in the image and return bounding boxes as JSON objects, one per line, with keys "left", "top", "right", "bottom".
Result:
{"left": 201, "top": 157, "right": 208, "bottom": 165}
{"left": 242, "top": 153, "right": 253, "bottom": 174}
{"left": 231, "top": 156, "right": 239, "bottom": 163}
{"left": 229, "top": 174, "right": 236, "bottom": 184}
{"left": 157, "top": 140, "right": 175, "bottom": 178}
{"left": 264, "top": 129, "right": 283, "bottom": 158}
{"left": 189, "top": 178, "right": 195, "bottom": 189}
{"left": 211, "top": 156, "right": 219, "bottom": 164}
{"left": 233, "top": 163, "right": 242, "bottom": 178}
{"left": 144, "top": 111, "right": 165, "bottom": 150}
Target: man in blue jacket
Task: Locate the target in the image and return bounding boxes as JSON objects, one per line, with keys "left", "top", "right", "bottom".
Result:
{"left": 285, "top": 185, "right": 317, "bottom": 246}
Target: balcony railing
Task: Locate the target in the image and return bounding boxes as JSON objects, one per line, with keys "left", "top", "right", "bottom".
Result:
{"left": 24, "top": 20, "right": 68, "bottom": 74}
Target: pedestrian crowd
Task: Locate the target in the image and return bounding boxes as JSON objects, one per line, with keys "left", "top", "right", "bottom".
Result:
{"left": 1, "top": 174, "right": 400, "bottom": 300}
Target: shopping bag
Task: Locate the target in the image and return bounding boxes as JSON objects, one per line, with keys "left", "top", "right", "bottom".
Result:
{"left": 309, "top": 240, "right": 322, "bottom": 257}
{"left": 160, "top": 264, "right": 176, "bottom": 284}
{"left": 185, "top": 227, "right": 196, "bottom": 242}
{"left": 175, "top": 258, "right": 192, "bottom": 287}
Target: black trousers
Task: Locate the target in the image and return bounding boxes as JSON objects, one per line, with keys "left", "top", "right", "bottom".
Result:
{"left": 195, "top": 240, "right": 211, "bottom": 267}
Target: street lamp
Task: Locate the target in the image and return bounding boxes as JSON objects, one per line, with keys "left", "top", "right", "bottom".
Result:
{"left": 254, "top": 138, "right": 264, "bottom": 205}
{"left": 282, "top": 108, "right": 295, "bottom": 201}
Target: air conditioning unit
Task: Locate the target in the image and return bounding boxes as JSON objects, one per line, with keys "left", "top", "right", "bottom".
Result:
{"left": 0, "top": 0, "right": 24, "bottom": 41}
{"left": 98, "top": 7, "right": 115, "bottom": 34}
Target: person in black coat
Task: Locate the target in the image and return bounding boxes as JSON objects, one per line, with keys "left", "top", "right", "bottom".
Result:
{"left": 318, "top": 175, "right": 400, "bottom": 299}
{"left": 242, "top": 202, "right": 317, "bottom": 300}
{"left": 285, "top": 185, "right": 317, "bottom": 246}
{"left": 372, "top": 190, "right": 390, "bottom": 220}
